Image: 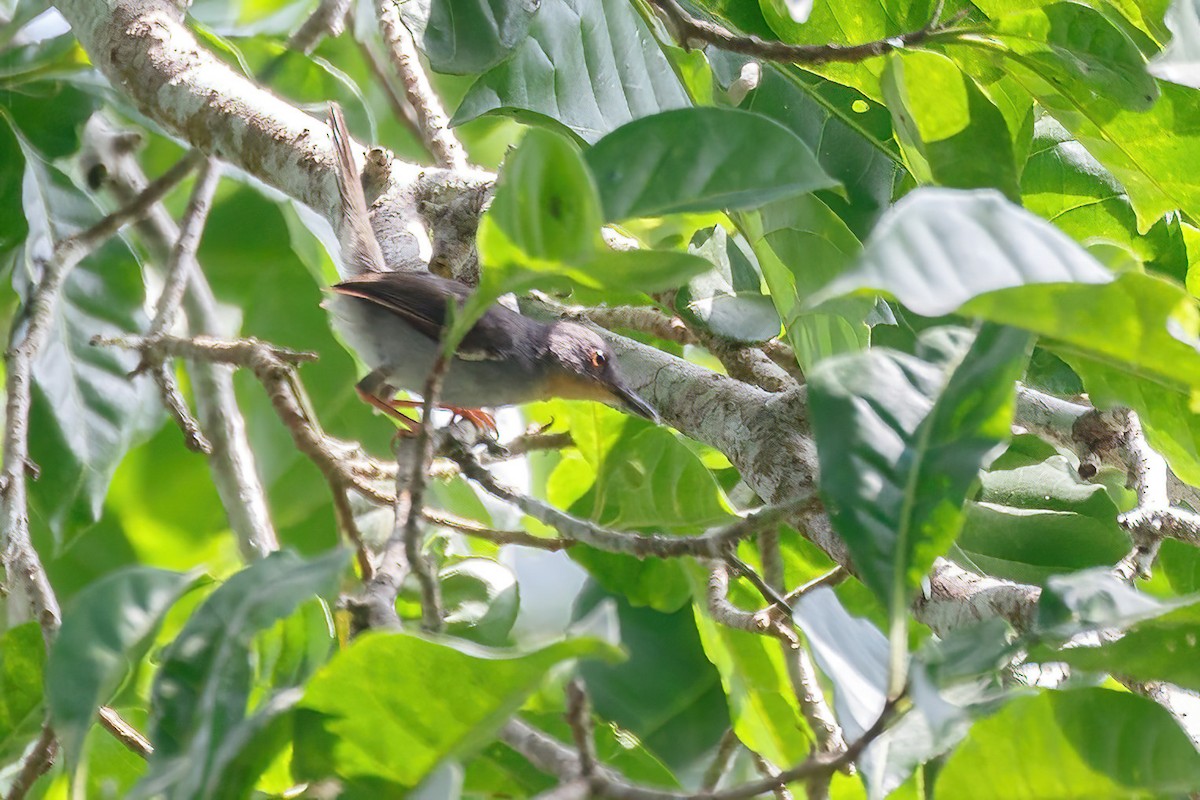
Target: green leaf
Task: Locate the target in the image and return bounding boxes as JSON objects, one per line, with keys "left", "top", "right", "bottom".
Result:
{"left": 476, "top": 127, "right": 710, "bottom": 325}
{"left": 935, "top": 689, "right": 1200, "bottom": 798}
{"left": 0, "top": 623, "right": 47, "bottom": 765}
{"left": 440, "top": 558, "right": 520, "bottom": 647}
{"left": 743, "top": 195, "right": 871, "bottom": 370}
{"left": 1035, "top": 569, "right": 1167, "bottom": 637}
{"left": 953, "top": 19, "right": 1199, "bottom": 228}
{"left": 678, "top": 226, "right": 781, "bottom": 343}
{"left": 0, "top": 115, "right": 25, "bottom": 254}
{"left": 1149, "top": 0, "right": 1200, "bottom": 87}
{"left": 808, "top": 188, "right": 1114, "bottom": 316}
{"left": 809, "top": 325, "right": 1032, "bottom": 680}
{"left": 1054, "top": 601, "right": 1200, "bottom": 689}
{"left": 574, "top": 583, "right": 728, "bottom": 772}
{"left": 17, "top": 140, "right": 163, "bottom": 542}
{"left": 585, "top": 107, "right": 837, "bottom": 221}
{"left": 689, "top": 567, "right": 814, "bottom": 767}
{"left": 132, "top": 550, "right": 348, "bottom": 800}
{"left": 294, "top": 632, "right": 621, "bottom": 790}
{"left": 881, "top": 51, "right": 1021, "bottom": 199}
{"left": 988, "top": 3, "right": 1158, "bottom": 112}
{"left": 957, "top": 451, "right": 1129, "bottom": 583}
{"left": 452, "top": 0, "right": 690, "bottom": 143}
{"left": 46, "top": 567, "right": 197, "bottom": 768}
{"left": 401, "top": 0, "right": 538, "bottom": 75}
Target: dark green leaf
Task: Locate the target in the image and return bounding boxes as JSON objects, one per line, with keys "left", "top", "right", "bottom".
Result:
{"left": 808, "top": 188, "right": 1113, "bottom": 316}
{"left": 809, "top": 325, "right": 1032, "bottom": 659}
{"left": 132, "top": 550, "right": 348, "bottom": 800}
{"left": 935, "top": 689, "right": 1200, "bottom": 798}
{"left": 1054, "top": 602, "right": 1200, "bottom": 689}
{"left": 16, "top": 141, "right": 163, "bottom": 542}
{"left": 585, "top": 107, "right": 836, "bottom": 221}
{"left": 294, "top": 631, "right": 621, "bottom": 789}
{"left": 402, "top": 0, "right": 539, "bottom": 75}
{"left": 440, "top": 558, "right": 520, "bottom": 646}
{"left": 452, "top": 0, "right": 689, "bottom": 142}
{"left": 0, "top": 623, "right": 47, "bottom": 765}
{"left": 46, "top": 567, "right": 197, "bottom": 767}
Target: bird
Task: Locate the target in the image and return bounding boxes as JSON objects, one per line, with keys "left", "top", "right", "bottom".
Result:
{"left": 321, "top": 105, "right": 659, "bottom": 434}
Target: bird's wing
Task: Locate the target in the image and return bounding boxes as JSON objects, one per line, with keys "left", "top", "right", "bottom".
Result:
{"left": 331, "top": 271, "right": 521, "bottom": 362}
{"left": 328, "top": 104, "right": 388, "bottom": 275}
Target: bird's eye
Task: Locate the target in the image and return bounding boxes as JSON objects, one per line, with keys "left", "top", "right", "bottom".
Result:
{"left": 590, "top": 350, "right": 607, "bottom": 369}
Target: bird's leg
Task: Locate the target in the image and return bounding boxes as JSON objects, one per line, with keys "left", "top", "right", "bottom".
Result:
{"left": 445, "top": 407, "right": 498, "bottom": 436}
{"left": 355, "top": 373, "right": 420, "bottom": 435}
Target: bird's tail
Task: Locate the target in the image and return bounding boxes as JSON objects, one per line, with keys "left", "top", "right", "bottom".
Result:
{"left": 327, "top": 103, "right": 387, "bottom": 275}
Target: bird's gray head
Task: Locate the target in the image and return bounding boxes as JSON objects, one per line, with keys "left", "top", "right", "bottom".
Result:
{"left": 543, "top": 322, "right": 659, "bottom": 422}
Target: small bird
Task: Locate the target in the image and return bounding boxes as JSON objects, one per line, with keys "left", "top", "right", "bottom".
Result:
{"left": 321, "top": 105, "right": 658, "bottom": 433}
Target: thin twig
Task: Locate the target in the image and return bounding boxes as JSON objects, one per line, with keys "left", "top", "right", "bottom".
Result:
{"left": 452, "top": 446, "right": 819, "bottom": 559}
{"left": 395, "top": 348, "right": 450, "bottom": 632}
{"left": 139, "top": 157, "right": 222, "bottom": 454}
{"left": 375, "top": 0, "right": 469, "bottom": 169}
{"left": 707, "top": 561, "right": 798, "bottom": 646}
{"left": 647, "top": 0, "right": 956, "bottom": 64}
{"left": 425, "top": 509, "right": 574, "bottom": 551}
{"left": 6, "top": 725, "right": 57, "bottom": 800}
{"left": 565, "top": 680, "right": 597, "bottom": 779}
{"left": 97, "top": 707, "right": 153, "bottom": 759}
{"left": 700, "top": 729, "right": 741, "bottom": 791}
{"left": 351, "top": 14, "right": 425, "bottom": 143}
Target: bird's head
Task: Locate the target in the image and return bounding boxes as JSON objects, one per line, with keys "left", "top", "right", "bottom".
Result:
{"left": 542, "top": 322, "right": 659, "bottom": 422}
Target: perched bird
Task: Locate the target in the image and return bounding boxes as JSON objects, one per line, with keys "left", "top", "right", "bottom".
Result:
{"left": 321, "top": 105, "right": 658, "bottom": 433}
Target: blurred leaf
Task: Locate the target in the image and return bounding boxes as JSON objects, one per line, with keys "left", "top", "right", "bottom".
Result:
{"left": 882, "top": 51, "right": 1020, "bottom": 199}
{"left": 47, "top": 567, "right": 197, "bottom": 768}
{"left": 452, "top": 0, "right": 689, "bottom": 142}
{"left": 0, "top": 80, "right": 96, "bottom": 159}
{"left": 0, "top": 623, "right": 46, "bottom": 765}
{"left": 935, "top": 688, "right": 1200, "bottom": 798}
{"left": 1053, "top": 601, "right": 1200, "bottom": 689}
{"left": 809, "top": 325, "right": 1031, "bottom": 669}
{"left": 0, "top": 115, "right": 25, "bottom": 254}
{"left": 808, "top": 188, "right": 1113, "bottom": 316}
{"left": 1150, "top": 0, "right": 1200, "bottom": 87}
{"left": 440, "top": 558, "right": 520, "bottom": 647}
{"left": 574, "top": 582, "right": 728, "bottom": 772}
{"left": 402, "top": 0, "right": 539, "bottom": 75}
{"left": 294, "top": 631, "right": 621, "bottom": 790}
{"left": 16, "top": 140, "right": 162, "bottom": 542}
{"left": 1036, "top": 568, "right": 1168, "bottom": 638}
{"left": 585, "top": 107, "right": 836, "bottom": 221}
{"left": 132, "top": 550, "right": 348, "bottom": 800}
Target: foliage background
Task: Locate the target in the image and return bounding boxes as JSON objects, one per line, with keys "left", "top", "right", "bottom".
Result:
{"left": 4, "top": 0, "right": 1200, "bottom": 797}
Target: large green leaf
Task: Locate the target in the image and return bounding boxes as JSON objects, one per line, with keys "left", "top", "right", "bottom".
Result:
{"left": 678, "top": 226, "right": 781, "bottom": 343}
{"left": 475, "top": 127, "right": 709, "bottom": 322}
{"left": 294, "top": 631, "right": 620, "bottom": 790}
{"left": 132, "top": 550, "right": 348, "bottom": 800}
{"left": 452, "top": 0, "right": 689, "bottom": 143}
{"left": 46, "top": 567, "right": 198, "bottom": 768}
{"left": 585, "top": 107, "right": 836, "bottom": 221}
{"left": 574, "top": 583, "right": 728, "bottom": 772}
{"left": 953, "top": 10, "right": 1199, "bottom": 227}
{"left": 935, "top": 689, "right": 1200, "bottom": 798}
{"left": 882, "top": 51, "right": 1021, "bottom": 199}
{"left": 809, "top": 325, "right": 1032, "bottom": 677}
{"left": 956, "top": 448, "right": 1130, "bottom": 584}
{"left": 401, "top": 0, "right": 539, "bottom": 75}
{"left": 16, "top": 139, "right": 163, "bottom": 542}
{"left": 808, "top": 188, "right": 1114, "bottom": 316}
{"left": 0, "top": 623, "right": 47, "bottom": 765}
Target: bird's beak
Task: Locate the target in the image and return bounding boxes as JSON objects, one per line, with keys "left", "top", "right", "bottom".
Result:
{"left": 611, "top": 382, "right": 660, "bottom": 423}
